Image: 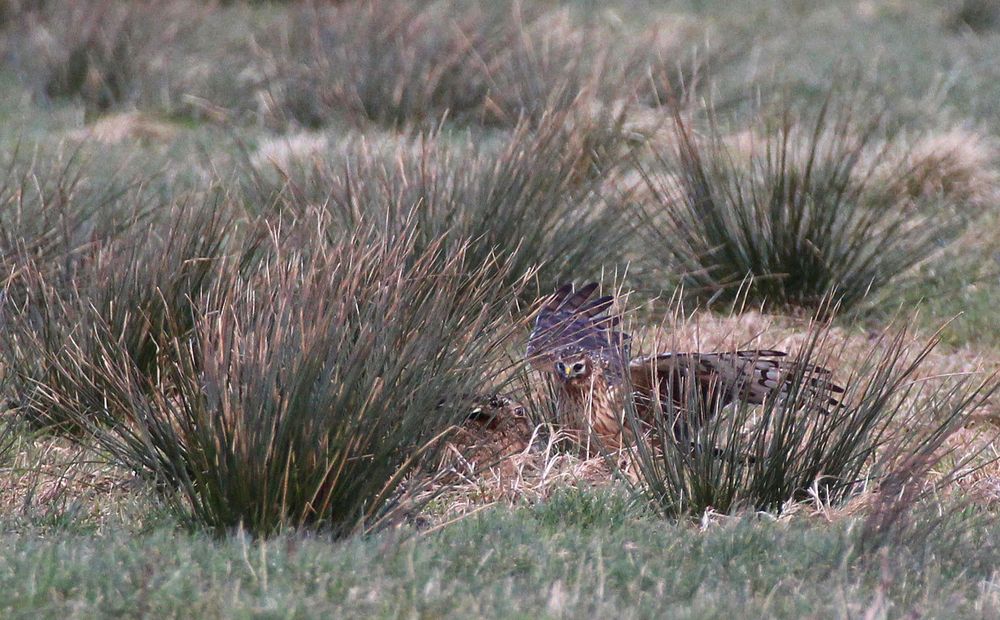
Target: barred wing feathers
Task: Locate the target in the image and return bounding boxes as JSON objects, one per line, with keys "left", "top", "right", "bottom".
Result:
{"left": 526, "top": 282, "right": 630, "bottom": 369}
{"left": 629, "top": 350, "right": 844, "bottom": 412}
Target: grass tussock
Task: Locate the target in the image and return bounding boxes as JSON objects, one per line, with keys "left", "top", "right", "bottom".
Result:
{"left": 0, "top": 147, "right": 152, "bottom": 298}
{"left": 270, "top": 0, "right": 521, "bottom": 128}
{"left": 635, "top": 95, "right": 971, "bottom": 312}
{"left": 0, "top": 429, "right": 154, "bottom": 531}
{"left": 7, "top": 213, "right": 531, "bottom": 536}
{"left": 890, "top": 126, "right": 998, "bottom": 208}
{"left": 247, "top": 0, "right": 710, "bottom": 129}
{"left": 66, "top": 111, "right": 179, "bottom": 145}
{"left": 1, "top": 197, "right": 256, "bottom": 432}
{"left": 622, "top": 312, "right": 998, "bottom": 519}
{"left": 247, "top": 107, "right": 635, "bottom": 293}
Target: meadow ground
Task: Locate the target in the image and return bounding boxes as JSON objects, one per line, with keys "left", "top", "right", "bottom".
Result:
{"left": 2, "top": 0, "right": 1000, "bottom": 617}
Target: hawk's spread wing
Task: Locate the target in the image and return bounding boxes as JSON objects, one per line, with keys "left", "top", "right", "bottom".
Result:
{"left": 526, "top": 282, "right": 630, "bottom": 370}
{"left": 629, "top": 350, "right": 844, "bottom": 413}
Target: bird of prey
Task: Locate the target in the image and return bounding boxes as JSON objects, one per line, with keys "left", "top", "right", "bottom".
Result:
{"left": 526, "top": 282, "right": 844, "bottom": 451}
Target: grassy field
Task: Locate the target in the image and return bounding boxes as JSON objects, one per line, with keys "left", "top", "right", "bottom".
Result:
{"left": 2, "top": 0, "right": 1000, "bottom": 617}
{"left": 1, "top": 493, "right": 999, "bottom": 618}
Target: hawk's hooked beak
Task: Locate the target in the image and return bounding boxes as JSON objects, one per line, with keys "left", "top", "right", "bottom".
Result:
{"left": 555, "top": 361, "right": 574, "bottom": 379}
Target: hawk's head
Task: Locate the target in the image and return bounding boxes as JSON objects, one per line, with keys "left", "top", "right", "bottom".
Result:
{"left": 553, "top": 347, "right": 594, "bottom": 386}
{"left": 526, "top": 282, "right": 630, "bottom": 388}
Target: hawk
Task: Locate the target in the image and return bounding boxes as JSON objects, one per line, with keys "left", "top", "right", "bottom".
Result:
{"left": 526, "top": 282, "right": 844, "bottom": 451}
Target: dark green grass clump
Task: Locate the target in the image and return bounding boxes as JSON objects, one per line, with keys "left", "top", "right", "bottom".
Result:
{"left": 635, "top": 96, "right": 969, "bottom": 312}
{"left": 5, "top": 211, "right": 529, "bottom": 537}
{"left": 1, "top": 197, "right": 255, "bottom": 433}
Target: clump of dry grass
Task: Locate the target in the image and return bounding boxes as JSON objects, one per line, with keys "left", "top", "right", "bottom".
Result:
{"left": 431, "top": 431, "right": 616, "bottom": 523}
{"left": 891, "top": 126, "right": 998, "bottom": 208}
{"left": 245, "top": 106, "right": 636, "bottom": 293}
{"left": 249, "top": 131, "right": 330, "bottom": 171}
{"left": 1, "top": 197, "right": 257, "bottom": 433}
{"left": 723, "top": 123, "right": 999, "bottom": 209}
{"left": 66, "top": 112, "right": 178, "bottom": 145}
{"left": 6, "top": 210, "right": 533, "bottom": 536}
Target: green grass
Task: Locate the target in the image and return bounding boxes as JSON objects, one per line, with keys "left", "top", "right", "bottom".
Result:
{"left": 0, "top": 492, "right": 997, "bottom": 618}
{"left": 901, "top": 256, "right": 1000, "bottom": 348}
